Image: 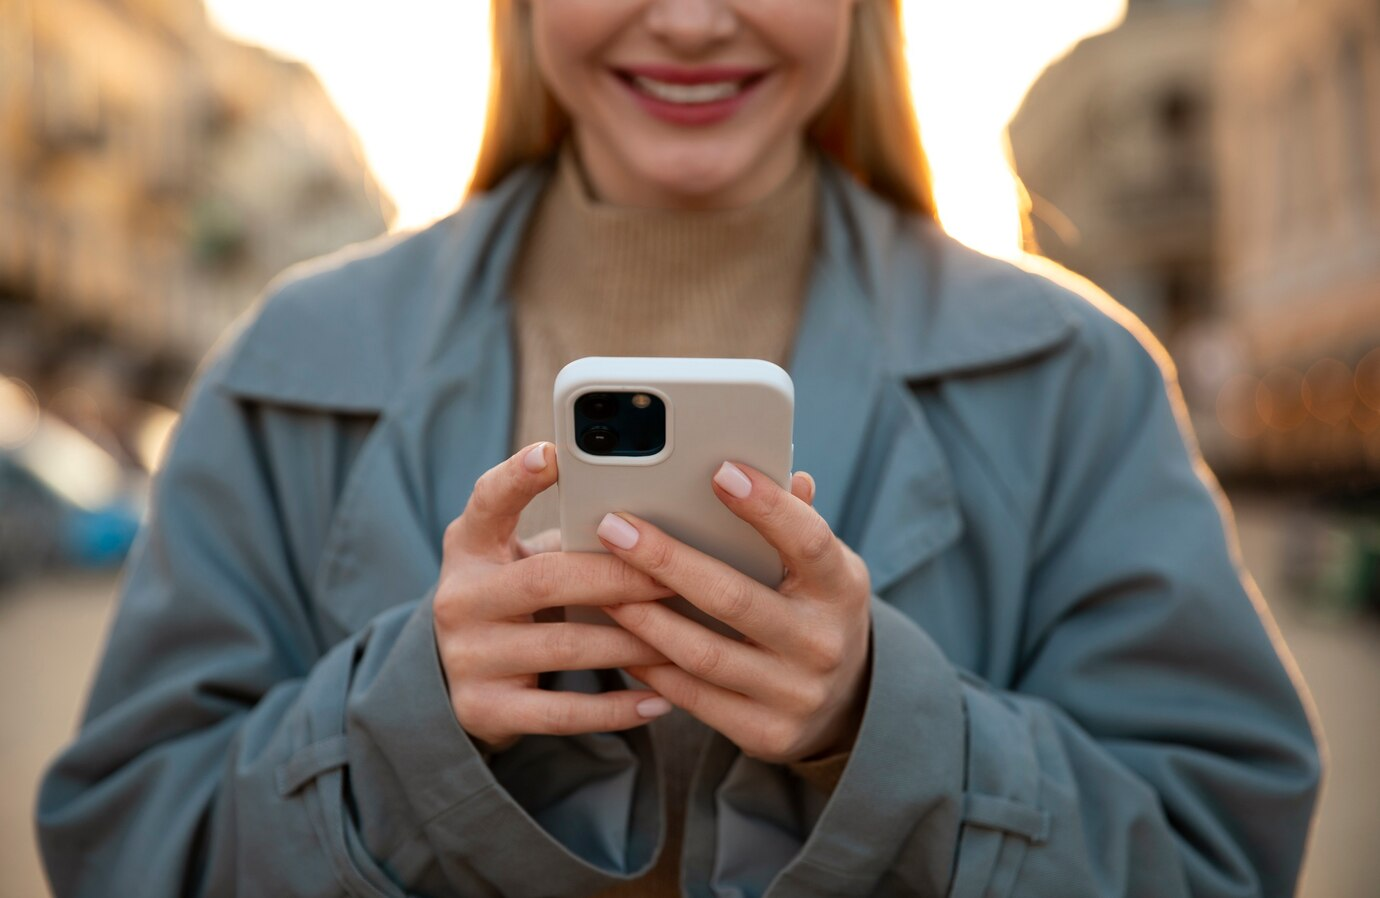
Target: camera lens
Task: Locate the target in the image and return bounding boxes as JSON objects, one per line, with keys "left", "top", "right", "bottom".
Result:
{"left": 577, "top": 392, "right": 617, "bottom": 421}
{"left": 578, "top": 426, "right": 619, "bottom": 455}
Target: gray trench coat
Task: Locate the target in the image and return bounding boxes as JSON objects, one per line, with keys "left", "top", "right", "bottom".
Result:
{"left": 37, "top": 153, "right": 1320, "bottom": 897}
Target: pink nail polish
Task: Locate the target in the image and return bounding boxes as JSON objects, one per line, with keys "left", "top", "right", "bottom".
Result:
{"left": 598, "top": 513, "right": 640, "bottom": 550}
{"left": 523, "top": 443, "right": 548, "bottom": 472}
{"left": 636, "top": 697, "right": 672, "bottom": 718}
{"left": 714, "top": 461, "right": 752, "bottom": 499}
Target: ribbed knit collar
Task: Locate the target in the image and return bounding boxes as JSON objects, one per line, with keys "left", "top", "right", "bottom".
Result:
{"left": 509, "top": 137, "right": 821, "bottom": 329}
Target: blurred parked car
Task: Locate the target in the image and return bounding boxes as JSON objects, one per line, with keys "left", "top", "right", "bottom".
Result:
{"left": 0, "top": 377, "right": 148, "bottom": 585}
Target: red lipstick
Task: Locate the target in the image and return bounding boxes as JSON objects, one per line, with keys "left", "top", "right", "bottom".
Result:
{"left": 610, "top": 64, "right": 771, "bottom": 127}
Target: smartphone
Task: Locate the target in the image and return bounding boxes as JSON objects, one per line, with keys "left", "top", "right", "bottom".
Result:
{"left": 554, "top": 356, "right": 795, "bottom": 639}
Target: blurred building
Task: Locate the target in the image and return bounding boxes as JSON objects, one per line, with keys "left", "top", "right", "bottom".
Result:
{"left": 1214, "top": 0, "right": 1380, "bottom": 481}
{"left": 1010, "top": 0, "right": 1380, "bottom": 485}
{"left": 1009, "top": 0, "right": 1219, "bottom": 353}
{"left": 0, "top": 0, "right": 392, "bottom": 408}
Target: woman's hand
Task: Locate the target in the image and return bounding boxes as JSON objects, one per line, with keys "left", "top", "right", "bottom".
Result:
{"left": 434, "top": 442, "right": 676, "bottom": 754}
{"left": 598, "top": 463, "right": 873, "bottom": 764}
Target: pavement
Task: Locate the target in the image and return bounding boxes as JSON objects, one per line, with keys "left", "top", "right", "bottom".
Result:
{"left": 1, "top": 492, "right": 1376, "bottom": 897}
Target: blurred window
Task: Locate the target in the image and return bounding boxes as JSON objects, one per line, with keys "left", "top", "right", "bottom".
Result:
{"left": 35, "top": 52, "right": 105, "bottom": 150}
{"left": 1337, "top": 34, "right": 1372, "bottom": 221}
{"left": 1278, "top": 68, "right": 1322, "bottom": 246}
{"left": 1157, "top": 85, "right": 1202, "bottom": 142}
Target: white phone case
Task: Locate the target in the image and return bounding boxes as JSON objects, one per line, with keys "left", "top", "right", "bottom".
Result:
{"left": 554, "top": 356, "right": 795, "bottom": 638}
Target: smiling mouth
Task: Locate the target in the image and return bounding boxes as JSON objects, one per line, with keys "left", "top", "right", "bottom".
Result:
{"left": 613, "top": 69, "right": 769, "bottom": 105}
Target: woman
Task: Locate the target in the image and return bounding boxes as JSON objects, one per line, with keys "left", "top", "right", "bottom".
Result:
{"left": 37, "top": 1, "right": 1320, "bottom": 896}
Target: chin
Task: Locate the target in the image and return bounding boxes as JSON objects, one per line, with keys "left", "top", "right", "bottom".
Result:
{"left": 628, "top": 146, "right": 760, "bottom": 204}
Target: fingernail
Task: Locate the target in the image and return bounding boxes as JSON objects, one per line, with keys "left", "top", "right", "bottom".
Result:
{"left": 636, "top": 697, "right": 672, "bottom": 718}
{"left": 714, "top": 461, "right": 752, "bottom": 499}
{"left": 523, "top": 442, "right": 548, "bottom": 472}
{"left": 598, "top": 513, "right": 639, "bottom": 550}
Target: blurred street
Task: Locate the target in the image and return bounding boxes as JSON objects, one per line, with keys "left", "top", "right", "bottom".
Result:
{"left": 3, "top": 0, "right": 1376, "bottom": 894}
{"left": 0, "top": 492, "right": 1376, "bottom": 898}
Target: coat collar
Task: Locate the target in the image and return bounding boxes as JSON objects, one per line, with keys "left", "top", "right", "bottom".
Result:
{"left": 218, "top": 154, "right": 1078, "bottom": 411}
{"left": 218, "top": 153, "right": 1081, "bottom": 612}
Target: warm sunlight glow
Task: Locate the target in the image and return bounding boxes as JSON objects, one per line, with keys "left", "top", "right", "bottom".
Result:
{"left": 903, "top": 1, "right": 1126, "bottom": 257}
{"left": 205, "top": 0, "right": 1126, "bottom": 258}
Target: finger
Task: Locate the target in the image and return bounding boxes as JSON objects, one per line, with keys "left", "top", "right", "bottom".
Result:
{"left": 475, "top": 551, "right": 674, "bottom": 619}
{"left": 516, "top": 527, "right": 563, "bottom": 558}
{"left": 487, "top": 688, "right": 675, "bottom": 738}
{"left": 603, "top": 600, "right": 782, "bottom": 698}
{"left": 595, "top": 512, "right": 797, "bottom": 649}
{"left": 624, "top": 663, "right": 765, "bottom": 748}
{"left": 447, "top": 442, "right": 557, "bottom": 558}
{"left": 455, "top": 622, "right": 670, "bottom": 676}
{"left": 711, "top": 462, "right": 845, "bottom": 588}
{"left": 790, "top": 471, "right": 816, "bottom": 506}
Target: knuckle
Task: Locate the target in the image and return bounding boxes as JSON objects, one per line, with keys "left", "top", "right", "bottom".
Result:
{"left": 614, "top": 599, "right": 653, "bottom": 629}
{"left": 600, "top": 700, "right": 627, "bottom": 733}
{"left": 716, "top": 576, "right": 757, "bottom": 624}
{"left": 670, "top": 676, "right": 704, "bottom": 714}
{"left": 749, "top": 717, "right": 804, "bottom": 763}
{"left": 802, "top": 628, "right": 847, "bottom": 673}
{"left": 433, "top": 589, "right": 459, "bottom": 630}
{"left": 615, "top": 559, "right": 656, "bottom": 597}
{"left": 850, "top": 553, "right": 873, "bottom": 596}
{"left": 757, "top": 481, "right": 790, "bottom": 522}
{"left": 466, "top": 476, "right": 498, "bottom": 519}
{"left": 450, "top": 683, "right": 487, "bottom": 726}
{"left": 520, "top": 554, "right": 561, "bottom": 602}
{"left": 787, "top": 678, "right": 830, "bottom": 717}
{"left": 798, "top": 519, "right": 837, "bottom": 567}
{"left": 688, "top": 640, "right": 725, "bottom": 679}
{"left": 642, "top": 537, "right": 676, "bottom": 576}
{"left": 442, "top": 517, "right": 465, "bottom": 552}
{"left": 440, "top": 635, "right": 477, "bottom": 676}
{"left": 432, "top": 580, "right": 470, "bottom": 631}
{"left": 540, "top": 698, "right": 577, "bottom": 735}
{"left": 541, "top": 625, "right": 578, "bottom": 668}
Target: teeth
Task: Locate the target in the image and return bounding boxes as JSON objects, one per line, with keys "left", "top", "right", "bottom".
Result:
{"left": 632, "top": 75, "right": 743, "bottom": 104}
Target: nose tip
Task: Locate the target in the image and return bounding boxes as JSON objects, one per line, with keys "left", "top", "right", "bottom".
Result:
{"left": 645, "top": 0, "right": 738, "bottom": 50}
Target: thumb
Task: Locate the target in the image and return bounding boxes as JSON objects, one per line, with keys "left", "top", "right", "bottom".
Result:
{"left": 447, "top": 442, "right": 558, "bottom": 559}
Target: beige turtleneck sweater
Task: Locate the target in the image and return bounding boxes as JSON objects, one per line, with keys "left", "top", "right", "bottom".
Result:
{"left": 504, "top": 139, "right": 847, "bottom": 896}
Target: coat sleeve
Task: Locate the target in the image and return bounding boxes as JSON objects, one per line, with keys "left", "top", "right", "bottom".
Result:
{"left": 34, "top": 341, "right": 659, "bottom": 897}
{"left": 699, "top": 308, "right": 1322, "bottom": 897}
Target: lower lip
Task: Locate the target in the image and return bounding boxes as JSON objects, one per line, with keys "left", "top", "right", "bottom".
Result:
{"left": 614, "top": 72, "right": 767, "bottom": 126}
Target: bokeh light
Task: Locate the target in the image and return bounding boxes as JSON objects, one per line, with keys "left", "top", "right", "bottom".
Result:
{"left": 0, "top": 376, "right": 41, "bottom": 449}
{"left": 1257, "top": 367, "right": 1308, "bottom": 432}
{"left": 1217, "top": 372, "right": 1265, "bottom": 441}
{"left": 1302, "top": 358, "right": 1356, "bottom": 426}
{"left": 1357, "top": 347, "right": 1380, "bottom": 413}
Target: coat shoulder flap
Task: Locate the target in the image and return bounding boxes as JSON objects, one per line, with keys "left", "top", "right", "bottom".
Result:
{"left": 208, "top": 218, "right": 464, "bottom": 413}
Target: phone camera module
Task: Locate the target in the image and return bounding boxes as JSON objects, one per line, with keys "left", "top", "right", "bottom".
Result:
{"left": 578, "top": 426, "right": 619, "bottom": 455}
{"left": 571, "top": 390, "right": 664, "bottom": 457}
{"left": 577, "top": 392, "right": 618, "bottom": 421}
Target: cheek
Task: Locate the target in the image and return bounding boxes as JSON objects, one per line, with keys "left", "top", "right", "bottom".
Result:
{"left": 752, "top": 3, "right": 855, "bottom": 114}
{"left": 528, "top": 2, "right": 619, "bottom": 109}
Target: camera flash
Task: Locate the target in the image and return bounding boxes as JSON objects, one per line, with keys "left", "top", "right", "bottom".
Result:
{"left": 632, "top": 393, "right": 651, "bottom": 409}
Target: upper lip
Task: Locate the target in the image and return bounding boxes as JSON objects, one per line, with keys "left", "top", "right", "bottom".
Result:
{"left": 613, "top": 64, "right": 769, "bottom": 84}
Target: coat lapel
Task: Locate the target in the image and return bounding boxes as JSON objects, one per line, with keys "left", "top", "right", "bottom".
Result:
{"left": 308, "top": 170, "right": 547, "bottom": 638}
{"left": 790, "top": 164, "right": 963, "bottom": 596}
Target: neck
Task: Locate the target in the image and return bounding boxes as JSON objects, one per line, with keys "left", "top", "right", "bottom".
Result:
{"left": 570, "top": 131, "right": 806, "bottom": 211}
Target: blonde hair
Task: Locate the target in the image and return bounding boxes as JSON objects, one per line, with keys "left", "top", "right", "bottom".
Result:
{"left": 466, "top": 0, "right": 937, "bottom": 219}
